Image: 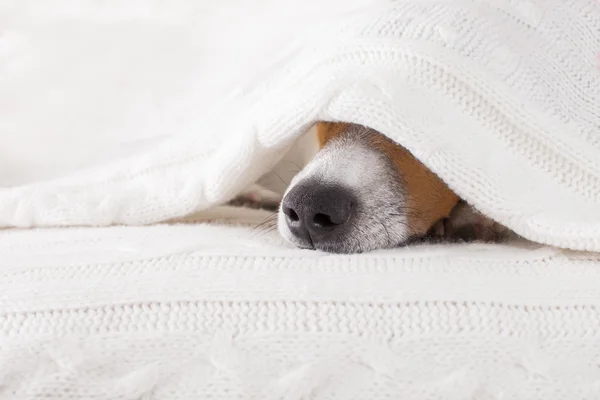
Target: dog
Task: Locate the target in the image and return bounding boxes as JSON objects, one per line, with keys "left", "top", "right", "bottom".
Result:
{"left": 234, "top": 122, "right": 517, "bottom": 253}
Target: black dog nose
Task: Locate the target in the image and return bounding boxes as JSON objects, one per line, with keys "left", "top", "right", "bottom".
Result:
{"left": 282, "top": 183, "right": 355, "bottom": 246}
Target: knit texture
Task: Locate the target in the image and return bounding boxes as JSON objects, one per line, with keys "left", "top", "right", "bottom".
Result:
{"left": 1, "top": 211, "right": 600, "bottom": 399}
{"left": 0, "top": 0, "right": 599, "bottom": 252}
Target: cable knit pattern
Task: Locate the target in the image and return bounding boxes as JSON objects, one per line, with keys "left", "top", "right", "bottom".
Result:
{"left": 1, "top": 2, "right": 600, "bottom": 398}
{"left": 0, "top": 0, "right": 599, "bottom": 251}
{"left": 1, "top": 215, "right": 600, "bottom": 399}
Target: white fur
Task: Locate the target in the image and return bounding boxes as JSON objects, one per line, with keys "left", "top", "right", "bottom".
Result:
{"left": 278, "top": 128, "right": 411, "bottom": 253}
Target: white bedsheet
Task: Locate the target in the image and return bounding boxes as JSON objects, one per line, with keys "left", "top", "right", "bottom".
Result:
{"left": 1, "top": 208, "right": 600, "bottom": 399}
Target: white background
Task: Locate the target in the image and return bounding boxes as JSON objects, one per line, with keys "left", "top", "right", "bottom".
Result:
{"left": 0, "top": 0, "right": 376, "bottom": 188}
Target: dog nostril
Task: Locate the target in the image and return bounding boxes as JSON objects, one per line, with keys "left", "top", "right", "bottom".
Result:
{"left": 282, "top": 206, "right": 299, "bottom": 222}
{"left": 281, "top": 184, "right": 355, "bottom": 246}
{"left": 313, "top": 213, "right": 336, "bottom": 227}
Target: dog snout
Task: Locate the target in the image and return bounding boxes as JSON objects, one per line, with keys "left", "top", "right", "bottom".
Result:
{"left": 282, "top": 183, "right": 355, "bottom": 248}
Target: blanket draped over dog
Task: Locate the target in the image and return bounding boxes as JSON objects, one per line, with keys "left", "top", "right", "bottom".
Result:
{"left": 1, "top": 0, "right": 599, "bottom": 251}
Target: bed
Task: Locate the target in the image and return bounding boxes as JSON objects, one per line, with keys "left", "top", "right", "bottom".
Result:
{"left": 2, "top": 207, "right": 600, "bottom": 398}
{"left": 1, "top": 0, "right": 599, "bottom": 398}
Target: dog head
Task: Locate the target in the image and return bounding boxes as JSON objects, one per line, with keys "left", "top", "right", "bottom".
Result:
{"left": 277, "top": 122, "right": 459, "bottom": 253}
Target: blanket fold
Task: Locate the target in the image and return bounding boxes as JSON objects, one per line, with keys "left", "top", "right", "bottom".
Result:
{"left": 1, "top": 0, "right": 599, "bottom": 251}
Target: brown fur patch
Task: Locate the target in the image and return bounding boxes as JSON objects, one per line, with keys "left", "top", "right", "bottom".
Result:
{"left": 314, "top": 122, "right": 459, "bottom": 235}
{"left": 316, "top": 121, "right": 350, "bottom": 145}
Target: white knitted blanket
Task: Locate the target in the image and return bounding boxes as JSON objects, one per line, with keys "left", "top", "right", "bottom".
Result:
{"left": 1, "top": 0, "right": 599, "bottom": 252}
{"left": 1, "top": 1, "right": 600, "bottom": 398}
{"left": 1, "top": 209, "right": 600, "bottom": 399}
